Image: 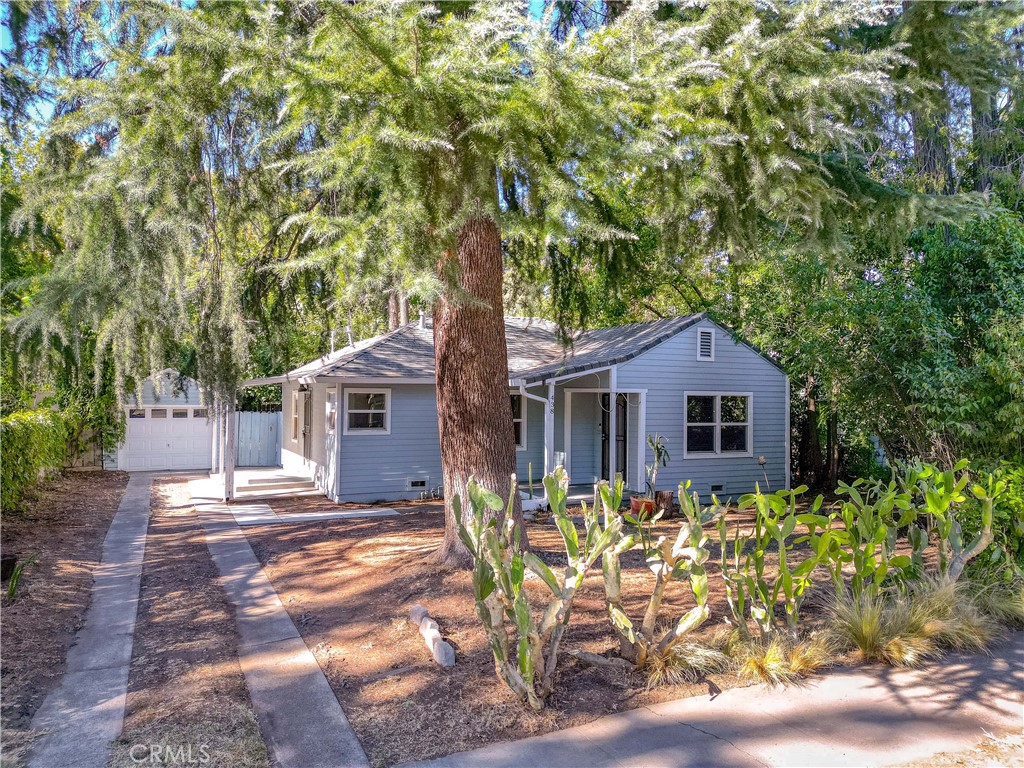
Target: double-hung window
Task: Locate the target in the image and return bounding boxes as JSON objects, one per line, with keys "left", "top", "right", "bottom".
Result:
{"left": 510, "top": 394, "right": 526, "bottom": 450}
{"left": 344, "top": 389, "right": 390, "bottom": 434}
{"left": 291, "top": 391, "right": 299, "bottom": 441}
{"left": 684, "top": 393, "right": 752, "bottom": 457}
{"left": 325, "top": 389, "right": 338, "bottom": 434}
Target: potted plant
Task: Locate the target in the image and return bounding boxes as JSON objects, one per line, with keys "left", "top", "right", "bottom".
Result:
{"left": 630, "top": 433, "right": 670, "bottom": 517}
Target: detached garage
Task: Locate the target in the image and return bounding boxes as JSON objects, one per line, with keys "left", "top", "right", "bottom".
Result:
{"left": 116, "top": 371, "right": 213, "bottom": 471}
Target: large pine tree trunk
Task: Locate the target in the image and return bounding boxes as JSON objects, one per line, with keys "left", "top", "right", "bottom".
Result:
{"left": 434, "top": 216, "right": 526, "bottom": 567}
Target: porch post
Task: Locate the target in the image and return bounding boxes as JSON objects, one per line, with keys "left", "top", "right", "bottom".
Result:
{"left": 636, "top": 391, "right": 647, "bottom": 495}
{"left": 544, "top": 382, "right": 555, "bottom": 476}
{"left": 211, "top": 398, "right": 220, "bottom": 476}
{"left": 223, "top": 395, "right": 236, "bottom": 502}
{"left": 608, "top": 367, "right": 617, "bottom": 486}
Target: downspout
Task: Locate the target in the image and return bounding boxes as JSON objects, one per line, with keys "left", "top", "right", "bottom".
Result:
{"left": 517, "top": 380, "right": 552, "bottom": 500}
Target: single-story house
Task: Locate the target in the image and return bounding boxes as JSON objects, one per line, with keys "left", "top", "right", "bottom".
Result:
{"left": 244, "top": 312, "right": 790, "bottom": 503}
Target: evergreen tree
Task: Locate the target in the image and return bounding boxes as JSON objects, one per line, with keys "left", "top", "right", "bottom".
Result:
{"left": 6, "top": 0, "right": 958, "bottom": 562}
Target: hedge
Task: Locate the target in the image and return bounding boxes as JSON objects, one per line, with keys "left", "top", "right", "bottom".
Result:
{"left": 1, "top": 408, "right": 73, "bottom": 513}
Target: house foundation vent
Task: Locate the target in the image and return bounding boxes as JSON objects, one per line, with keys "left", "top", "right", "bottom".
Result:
{"left": 407, "top": 477, "right": 429, "bottom": 491}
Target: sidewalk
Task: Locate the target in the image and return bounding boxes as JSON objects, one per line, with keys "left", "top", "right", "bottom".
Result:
{"left": 28, "top": 473, "right": 153, "bottom": 768}
{"left": 406, "top": 632, "right": 1023, "bottom": 768}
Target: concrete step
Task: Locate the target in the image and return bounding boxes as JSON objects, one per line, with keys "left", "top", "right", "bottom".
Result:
{"left": 245, "top": 484, "right": 318, "bottom": 495}
{"left": 234, "top": 487, "right": 323, "bottom": 501}
{"left": 245, "top": 475, "right": 313, "bottom": 486}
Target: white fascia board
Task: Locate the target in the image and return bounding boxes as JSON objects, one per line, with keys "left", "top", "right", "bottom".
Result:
{"left": 308, "top": 376, "right": 435, "bottom": 385}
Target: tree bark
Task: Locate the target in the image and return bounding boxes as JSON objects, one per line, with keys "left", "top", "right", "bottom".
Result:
{"left": 970, "top": 87, "right": 998, "bottom": 196}
{"left": 824, "top": 410, "right": 839, "bottom": 490}
{"left": 388, "top": 291, "right": 400, "bottom": 330}
{"left": 798, "top": 375, "right": 824, "bottom": 489}
{"left": 434, "top": 216, "right": 526, "bottom": 566}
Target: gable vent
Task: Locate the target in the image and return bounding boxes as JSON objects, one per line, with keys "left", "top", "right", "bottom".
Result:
{"left": 697, "top": 328, "right": 715, "bottom": 361}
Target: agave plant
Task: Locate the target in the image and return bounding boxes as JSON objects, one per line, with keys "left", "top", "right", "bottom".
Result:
{"left": 456, "top": 467, "right": 623, "bottom": 710}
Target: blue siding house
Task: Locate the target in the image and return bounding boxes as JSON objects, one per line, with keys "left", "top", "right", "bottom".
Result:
{"left": 246, "top": 313, "right": 789, "bottom": 503}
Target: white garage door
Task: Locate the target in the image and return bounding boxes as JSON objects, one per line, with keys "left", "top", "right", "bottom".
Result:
{"left": 122, "top": 406, "right": 213, "bottom": 470}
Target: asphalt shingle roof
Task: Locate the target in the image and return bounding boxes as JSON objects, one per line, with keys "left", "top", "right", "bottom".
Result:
{"left": 275, "top": 313, "right": 706, "bottom": 385}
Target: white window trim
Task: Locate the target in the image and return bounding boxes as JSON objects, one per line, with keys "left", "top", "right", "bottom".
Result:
{"left": 291, "top": 391, "right": 300, "bottom": 442}
{"left": 325, "top": 387, "right": 338, "bottom": 434}
{"left": 510, "top": 392, "right": 527, "bottom": 451}
{"left": 697, "top": 327, "right": 716, "bottom": 362}
{"left": 343, "top": 388, "right": 391, "bottom": 435}
{"left": 683, "top": 391, "right": 754, "bottom": 459}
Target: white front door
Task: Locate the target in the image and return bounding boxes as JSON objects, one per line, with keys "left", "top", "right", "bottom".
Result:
{"left": 120, "top": 406, "right": 213, "bottom": 470}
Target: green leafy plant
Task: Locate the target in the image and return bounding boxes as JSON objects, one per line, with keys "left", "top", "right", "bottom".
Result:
{"left": 824, "top": 477, "right": 919, "bottom": 600}
{"left": 457, "top": 468, "right": 623, "bottom": 710}
{"left": 601, "top": 480, "right": 720, "bottom": 670}
{"left": 6, "top": 554, "right": 39, "bottom": 600}
{"left": 644, "top": 433, "right": 670, "bottom": 499}
{"left": 1, "top": 408, "right": 74, "bottom": 513}
{"left": 718, "top": 486, "right": 824, "bottom": 638}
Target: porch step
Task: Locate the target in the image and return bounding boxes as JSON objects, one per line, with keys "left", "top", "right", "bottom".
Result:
{"left": 245, "top": 475, "right": 313, "bottom": 486}
{"left": 245, "top": 481, "right": 317, "bottom": 493}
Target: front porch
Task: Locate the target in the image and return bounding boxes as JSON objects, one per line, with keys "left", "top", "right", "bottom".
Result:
{"left": 212, "top": 467, "right": 321, "bottom": 501}
{"left": 516, "top": 368, "right": 649, "bottom": 498}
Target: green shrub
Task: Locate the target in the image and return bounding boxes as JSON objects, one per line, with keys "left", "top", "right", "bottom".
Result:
{"left": 1, "top": 408, "right": 73, "bottom": 512}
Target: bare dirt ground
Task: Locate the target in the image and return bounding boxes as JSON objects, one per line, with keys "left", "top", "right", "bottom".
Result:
{"left": 0, "top": 470, "right": 129, "bottom": 766}
{"left": 250, "top": 499, "right": 841, "bottom": 768}
{"left": 107, "top": 477, "right": 269, "bottom": 768}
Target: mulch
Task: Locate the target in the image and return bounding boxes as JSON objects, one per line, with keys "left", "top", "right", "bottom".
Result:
{"left": 0, "top": 470, "right": 130, "bottom": 765}
{"left": 245, "top": 501, "right": 820, "bottom": 768}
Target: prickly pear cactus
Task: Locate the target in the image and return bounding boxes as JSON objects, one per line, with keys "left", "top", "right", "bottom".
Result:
{"left": 457, "top": 467, "right": 623, "bottom": 710}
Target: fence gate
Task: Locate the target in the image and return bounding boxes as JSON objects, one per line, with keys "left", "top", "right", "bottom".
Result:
{"left": 235, "top": 411, "right": 282, "bottom": 467}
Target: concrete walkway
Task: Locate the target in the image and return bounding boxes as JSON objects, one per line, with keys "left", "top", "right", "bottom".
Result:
{"left": 28, "top": 472, "right": 153, "bottom": 768}
{"left": 407, "top": 632, "right": 1024, "bottom": 768}
{"left": 189, "top": 477, "right": 369, "bottom": 768}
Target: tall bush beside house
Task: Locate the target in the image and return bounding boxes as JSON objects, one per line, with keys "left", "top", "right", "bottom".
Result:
{"left": 0, "top": 408, "right": 73, "bottom": 512}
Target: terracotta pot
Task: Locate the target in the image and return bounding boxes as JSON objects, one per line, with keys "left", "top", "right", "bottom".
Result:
{"left": 630, "top": 496, "right": 655, "bottom": 518}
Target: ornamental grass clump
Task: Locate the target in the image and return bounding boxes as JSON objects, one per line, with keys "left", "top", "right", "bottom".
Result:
{"left": 733, "top": 633, "right": 836, "bottom": 687}
{"left": 829, "top": 577, "right": 998, "bottom": 667}
{"left": 456, "top": 468, "right": 623, "bottom": 711}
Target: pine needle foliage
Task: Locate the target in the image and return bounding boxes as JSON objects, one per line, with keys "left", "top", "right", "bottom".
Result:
{"left": 5, "top": 0, "right": 963, "bottom": 402}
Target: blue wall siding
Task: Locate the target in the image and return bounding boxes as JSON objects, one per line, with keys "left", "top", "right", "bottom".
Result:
{"left": 337, "top": 384, "right": 444, "bottom": 502}
{"left": 515, "top": 395, "right": 546, "bottom": 486}
{"left": 616, "top": 323, "right": 788, "bottom": 499}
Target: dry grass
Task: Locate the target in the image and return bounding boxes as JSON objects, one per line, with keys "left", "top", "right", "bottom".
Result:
{"left": 644, "top": 632, "right": 733, "bottom": 688}
{"left": 829, "top": 578, "right": 1000, "bottom": 667}
{"left": 732, "top": 632, "right": 836, "bottom": 686}
{"left": 973, "top": 580, "right": 1024, "bottom": 627}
